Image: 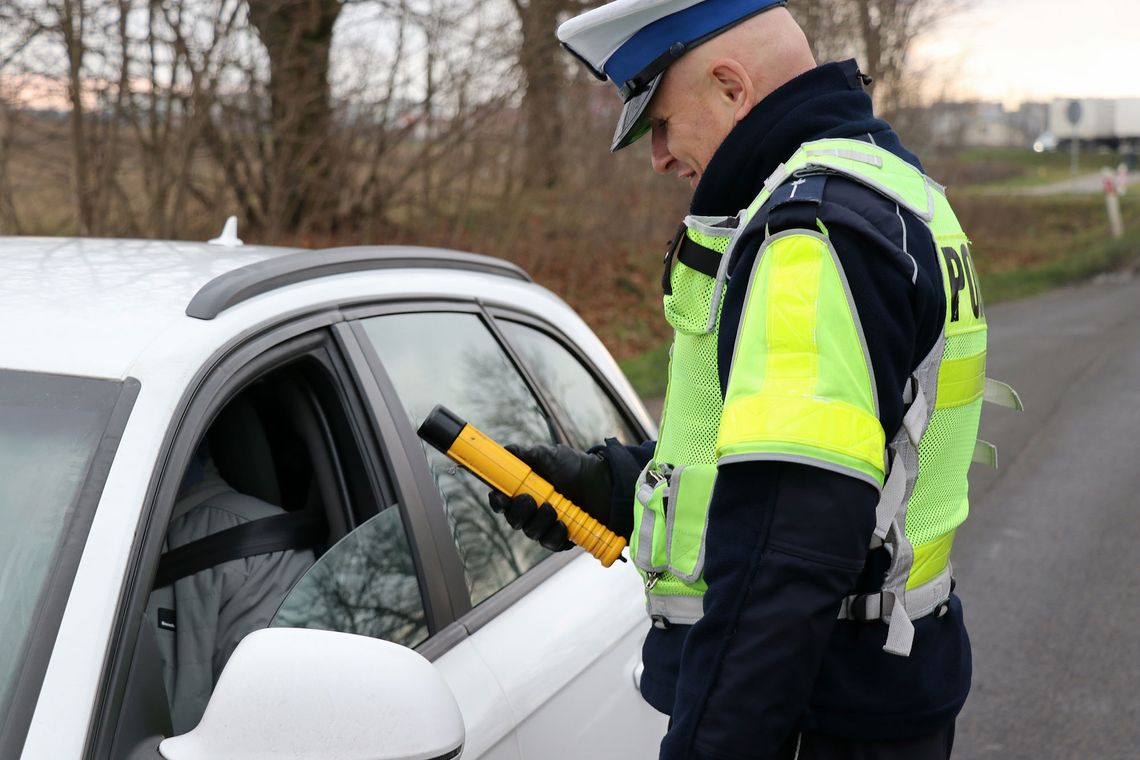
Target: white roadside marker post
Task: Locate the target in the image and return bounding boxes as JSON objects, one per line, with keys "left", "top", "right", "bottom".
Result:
{"left": 1103, "top": 170, "right": 1124, "bottom": 240}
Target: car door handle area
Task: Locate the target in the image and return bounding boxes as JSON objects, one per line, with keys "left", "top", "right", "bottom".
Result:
{"left": 632, "top": 660, "right": 645, "bottom": 693}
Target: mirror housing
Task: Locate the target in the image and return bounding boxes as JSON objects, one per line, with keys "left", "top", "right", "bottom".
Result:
{"left": 159, "top": 628, "right": 464, "bottom": 760}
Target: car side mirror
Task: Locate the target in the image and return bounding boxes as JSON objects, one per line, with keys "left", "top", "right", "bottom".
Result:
{"left": 158, "top": 628, "right": 464, "bottom": 760}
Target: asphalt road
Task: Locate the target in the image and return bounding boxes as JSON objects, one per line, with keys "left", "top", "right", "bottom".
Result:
{"left": 640, "top": 271, "right": 1140, "bottom": 757}
{"left": 954, "top": 270, "right": 1140, "bottom": 759}
{"left": 1008, "top": 170, "right": 1140, "bottom": 196}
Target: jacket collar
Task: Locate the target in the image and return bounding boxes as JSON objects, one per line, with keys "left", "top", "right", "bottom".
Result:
{"left": 689, "top": 59, "right": 914, "bottom": 216}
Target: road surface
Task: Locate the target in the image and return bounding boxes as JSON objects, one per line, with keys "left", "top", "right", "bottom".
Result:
{"left": 640, "top": 270, "right": 1140, "bottom": 757}
{"left": 955, "top": 270, "right": 1140, "bottom": 759}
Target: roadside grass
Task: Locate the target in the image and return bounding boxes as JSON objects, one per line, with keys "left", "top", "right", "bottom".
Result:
{"left": 618, "top": 339, "right": 671, "bottom": 400}
{"left": 927, "top": 146, "right": 1129, "bottom": 191}
{"left": 981, "top": 222, "right": 1140, "bottom": 302}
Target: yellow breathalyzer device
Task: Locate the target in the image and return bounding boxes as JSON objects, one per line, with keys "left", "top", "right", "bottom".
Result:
{"left": 417, "top": 405, "right": 627, "bottom": 568}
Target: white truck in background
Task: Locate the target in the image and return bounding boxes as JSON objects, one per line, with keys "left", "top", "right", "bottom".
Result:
{"left": 1042, "top": 98, "right": 1140, "bottom": 152}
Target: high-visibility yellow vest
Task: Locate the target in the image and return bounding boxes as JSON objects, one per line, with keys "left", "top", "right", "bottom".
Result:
{"left": 628, "top": 138, "right": 1021, "bottom": 655}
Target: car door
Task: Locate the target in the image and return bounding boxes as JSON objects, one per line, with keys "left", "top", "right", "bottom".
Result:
{"left": 349, "top": 303, "right": 667, "bottom": 760}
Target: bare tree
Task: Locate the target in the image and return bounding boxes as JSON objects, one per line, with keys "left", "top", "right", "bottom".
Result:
{"left": 793, "top": 0, "right": 968, "bottom": 119}
{"left": 511, "top": 0, "right": 566, "bottom": 189}
{"left": 245, "top": 0, "right": 342, "bottom": 235}
{"left": 0, "top": 103, "right": 22, "bottom": 234}
{"left": 795, "top": 0, "right": 859, "bottom": 65}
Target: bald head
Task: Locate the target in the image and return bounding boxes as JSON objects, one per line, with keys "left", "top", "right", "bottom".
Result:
{"left": 644, "top": 7, "right": 816, "bottom": 187}
{"left": 679, "top": 7, "right": 815, "bottom": 103}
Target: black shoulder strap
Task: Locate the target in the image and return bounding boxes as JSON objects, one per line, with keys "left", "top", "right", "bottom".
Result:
{"left": 662, "top": 222, "right": 732, "bottom": 294}
{"left": 764, "top": 173, "right": 829, "bottom": 231}
{"left": 154, "top": 509, "right": 325, "bottom": 588}
{"left": 727, "top": 173, "right": 830, "bottom": 277}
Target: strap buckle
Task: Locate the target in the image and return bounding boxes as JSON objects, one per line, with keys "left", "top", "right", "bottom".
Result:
{"left": 662, "top": 223, "right": 687, "bottom": 296}
{"left": 845, "top": 591, "right": 888, "bottom": 622}
{"left": 650, "top": 613, "right": 672, "bottom": 630}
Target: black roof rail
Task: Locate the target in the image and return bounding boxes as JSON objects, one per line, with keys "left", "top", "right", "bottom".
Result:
{"left": 186, "top": 245, "right": 533, "bottom": 320}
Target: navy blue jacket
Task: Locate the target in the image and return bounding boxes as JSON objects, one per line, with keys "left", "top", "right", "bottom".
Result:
{"left": 601, "top": 61, "right": 970, "bottom": 759}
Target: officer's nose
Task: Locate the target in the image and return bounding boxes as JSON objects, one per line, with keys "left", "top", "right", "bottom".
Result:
{"left": 650, "top": 123, "right": 674, "bottom": 175}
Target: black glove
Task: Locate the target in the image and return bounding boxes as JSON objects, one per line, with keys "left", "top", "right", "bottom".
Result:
{"left": 488, "top": 443, "right": 613, "bottom": 552}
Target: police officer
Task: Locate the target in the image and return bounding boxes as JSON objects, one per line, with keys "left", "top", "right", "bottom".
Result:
{"left": 489, "top": 2, "right": 1018, "bottom": 758}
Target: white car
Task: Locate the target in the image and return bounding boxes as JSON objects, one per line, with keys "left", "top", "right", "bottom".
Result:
{"left": 0, "top": 234, "right": 667, "bottom": 759}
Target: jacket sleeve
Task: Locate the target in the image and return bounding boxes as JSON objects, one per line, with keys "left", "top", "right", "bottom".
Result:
{"left": 659, "top": 217, "right": 921, "bottom": 757}
{"left": 661, "top": 461, "right": 878, "bottom": 758}
{"left": 590, "top": 438, "right": 655, "bottom": 540}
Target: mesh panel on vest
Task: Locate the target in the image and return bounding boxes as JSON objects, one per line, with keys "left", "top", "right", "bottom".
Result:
{"left": 656, "top": 322, "right": 723, "bottom": 467}
{"left": 664, "top": 259, "right": 719, "bottom": 335}
{"left": 941, "top": 329, "right": 986, "bottom": 361}
{"left": 906, "top": 398, "right": 982, "bottom": 544}
{"left": 658, "top": 230, "right": 729, "bottom": 467}
{"left": 905, "top": 315, "right": 986, "bottom": 545}
{"left": 688, "top": 227, "right": 733, "bottom": 253}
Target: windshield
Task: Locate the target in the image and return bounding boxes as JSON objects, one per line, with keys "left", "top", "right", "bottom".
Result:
{"left": 0, "top": 370, "right": 124, "bottom": 718}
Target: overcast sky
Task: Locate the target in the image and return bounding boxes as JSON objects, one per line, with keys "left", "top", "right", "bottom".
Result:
{"left": 914, "top": 0, "right": 1140, "bottom": 105}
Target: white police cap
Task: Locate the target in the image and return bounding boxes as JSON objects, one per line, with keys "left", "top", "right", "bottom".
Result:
{"left": 558, "top": 0, "right": 787, "bottom": 151}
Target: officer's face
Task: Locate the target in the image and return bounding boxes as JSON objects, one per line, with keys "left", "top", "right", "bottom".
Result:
{"left": 645, "top": 60, "right": 746, "bottom": 190}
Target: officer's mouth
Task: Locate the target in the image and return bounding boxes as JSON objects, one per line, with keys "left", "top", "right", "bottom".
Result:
{"left": 679, "top": 169, "right": 698, "bottom": 189}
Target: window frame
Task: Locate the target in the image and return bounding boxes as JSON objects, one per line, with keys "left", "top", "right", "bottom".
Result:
{"left": 0, "top": 373, "right": 139, "bottom": 760}
{"left": 341, "top": 298, "right": 650, "bottom": 645}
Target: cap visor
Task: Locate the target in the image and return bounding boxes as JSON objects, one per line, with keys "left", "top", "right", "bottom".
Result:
{"left": 611, "top": 73, "right": 663, "bottom": 152}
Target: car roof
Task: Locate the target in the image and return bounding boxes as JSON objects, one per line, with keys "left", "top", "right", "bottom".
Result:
{"left": 0, "top": 236, "right": 535, "bottom": 381}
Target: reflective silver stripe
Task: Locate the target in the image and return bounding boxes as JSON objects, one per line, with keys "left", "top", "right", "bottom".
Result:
{"left": 874, "top": 451, "right": 907, "bottom": 541}
{"left": 973, "top": 440, "right": 998, "bottom": 468}
{"left": 984, "top": 377, "right": 1024, "bottom": 410}
{"left": 871, "top": 335, "right": 943, "bottom": 658}
{"left": 705, "top": 211, "right": 746, "bottom": 334}
{"left": 881, "top": 522, "right": 916, "bottom": 656}
{"left": 838, "top": 566, "right": 954, "bottom": 622}
{"left": 902, "top": 383, "right": 929, "bottom": 445}
{"left": 806, "top": 147, "right": 885, "bottom": 167}
{"left": 662, "top": 464, "right": 683, "bottom": 575}
{"left": 719, "top": 452, "right": 883, "bottom": 492}
{"left": 763, "top": 162, "right": 790, "bottom": 194}
{"left": 682, "top": 214, "right": 739, "bottom": 238}
{"left": 645, "top": 593, "right": 704, "bottom": 625}
{"left": 633, "top": 462, "right": 666, "bottom": 573}
{"left": 796, "top": 145, "right": 936, "bottom": 222}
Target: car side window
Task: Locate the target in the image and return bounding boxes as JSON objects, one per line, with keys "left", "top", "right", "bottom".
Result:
{"left": 359, "top": 312, "right": 554, "bottom": 606}
{"left": 146, "top": 354, "right": 429, "bottom": 735}
{"left": 497, "top": 320, "right": 639, "bottom": 449}
{"left": 273, "top": 506, "right": 426, "bottom": 647}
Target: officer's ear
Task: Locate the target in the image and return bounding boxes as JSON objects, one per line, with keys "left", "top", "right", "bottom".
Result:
{"left": 707, "top": 58, "right": 754, "bottom": 124}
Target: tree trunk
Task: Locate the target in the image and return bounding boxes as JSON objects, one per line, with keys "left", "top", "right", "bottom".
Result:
{"left": 60, "top": 0, "right": 95, "bottom": 234}
{"left": 246, "top": 0, "right": 342, "bottom": 237}
{"left": 518, "top": 0, "right": 563, "bottom": 190}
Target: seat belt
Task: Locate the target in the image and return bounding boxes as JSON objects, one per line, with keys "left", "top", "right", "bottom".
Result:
{"left": 154, "top": 509, "right": 325, "bottom": 589}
